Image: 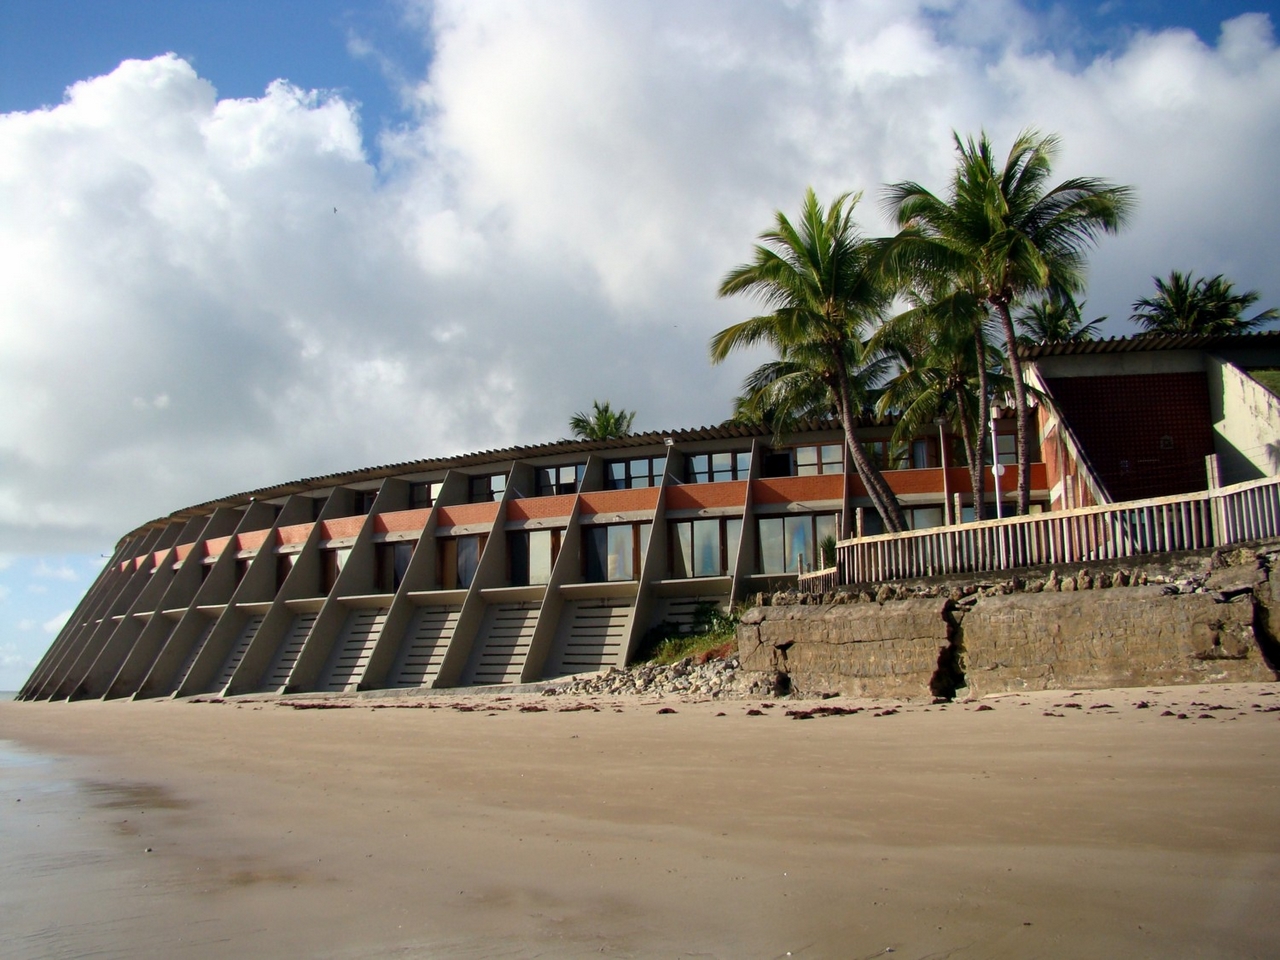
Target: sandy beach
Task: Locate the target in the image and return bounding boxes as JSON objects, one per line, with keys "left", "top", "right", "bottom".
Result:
{"left": 2, "top": 683, "right": 1278, "bottom": 959}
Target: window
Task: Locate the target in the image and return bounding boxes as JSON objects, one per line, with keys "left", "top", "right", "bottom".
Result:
{"left": 439, "top": 535, "right": 486, "bottom": 590}
{"left": 862, "top": 441, "right": 910, "bottom": 471}
{"left": 355, "top": 489, "right": 379, "bottom": 514}
{"left": 234, "top": 558, "right": 251, "bottom": 585}
{"left": 793, "top": 443, "right": 844, "bottom": 476}
{"left": 583, "top": 523, "right": 651, "bottom": 582}
{"left": 410, "top": 480, "right": 444, "bottom": 509}
{"left": 321, "top": 547, "right": 351, "bottom": 593}
{"left": 509, "top": 528, "right": 561, "bottom": 585}
{"left": 910, "top": 439, "right": 936, "bottom": 470}
{"left": 468, "top": 473, "right": 506, "bottom": 503}
{"left": 686, "top": 450, "right": 750, "bottom": 484}
{"left": 606, "top": 456, "right": 666, "bottom": 489}
{"left": 670, "top": 517, "right": 742, "bottom": 578}
{"left": 535, "top": 464, "right": 584, "bottom": 496}
{"left": 276, "top": 553, "right": 294, "bottom": 590}
{"left": 375, "top": 540, "right": 416, "bottom": 593}
{"left": 909, "top": 507, "right": 944, "bottom": 530}
{"left": 984, "top": 433, "right": 1017, "bottom": 466}
{"left": 757, "top": 513, "right": 839, "bottom": 574}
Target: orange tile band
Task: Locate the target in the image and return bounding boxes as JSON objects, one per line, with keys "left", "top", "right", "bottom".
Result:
{"left": 578, "top": 488, "right": 660, "bottom": 516}
{"left": 665, "top": 481, "right": 748, "bottom": 511}
{"left": 375, "top": 508, "right": 432, "bottom": 534}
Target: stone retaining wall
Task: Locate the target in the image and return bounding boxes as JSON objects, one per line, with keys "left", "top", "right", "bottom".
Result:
{"left": 736, "top": 544, "right": 1280, "bottom": 699}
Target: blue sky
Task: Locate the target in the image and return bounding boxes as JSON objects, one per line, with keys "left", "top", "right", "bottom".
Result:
{"left": 5, "top": 1, "right": 1276, "bottom": 158}
{"left": 2, "top": 0, "right": 1279, "bottom": 690}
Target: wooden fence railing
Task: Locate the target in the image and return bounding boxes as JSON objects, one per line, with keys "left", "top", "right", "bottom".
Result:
{"left": 798, "top": 474, "right": 1280, "bottom": 591}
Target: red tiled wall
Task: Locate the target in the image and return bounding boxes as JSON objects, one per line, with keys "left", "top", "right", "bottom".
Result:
{"left": 1047, "top": 373, "right": 1214, "bottom": 501}
{"left": 752, "top": 475, "right": 844, "bottom": 504}
{"left": 436, "top": 502, "right": 501, "bottom": 527}
{"left": 276, "top": 522, "right": 314, "bottom": 546}
{"left": 665, "top": 481, "right": 748, "bottom": 511}
{"left": 237, "top": 530, "right": 270, "bottom": 552}
{"left": 375, "top": 508, "right": 432, "bottom": 534}
{"left": 320, "top": 516, "right": 366, "bottom": 540}
{"left": 578, "top": 488, "right": 661, "bottom": 515}
{"left": 507, "top": 495, "right": 576, "bottom": 521}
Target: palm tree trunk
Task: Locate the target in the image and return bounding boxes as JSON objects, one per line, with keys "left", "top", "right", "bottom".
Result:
{"left": 833, "top": 361, "right": 907, "bottom": 533}
{"left": 992, "top": 299, "right": 1032, "bottom": 515}
{"left": 955, "top": 384, "right": 984, "bottom": 523}
{"left": 972, "top": 327, "right": 990, "bottom": 522}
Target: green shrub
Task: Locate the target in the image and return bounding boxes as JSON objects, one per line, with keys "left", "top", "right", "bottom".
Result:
{"left": 635, "top": 602, "right": 739, "bottom": 666}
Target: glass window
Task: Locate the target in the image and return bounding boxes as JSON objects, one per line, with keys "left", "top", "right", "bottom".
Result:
{"left": 469, "top": 474, "right": 506, "bottom": 503}
{"left": 672, "top": 522, "right": 693, "bottom": 579}
{"left": 710, "top": 452, "right": 732, "bottom": 481}
{"left": 535, "top": 464, "right": 584, "bottom": 496}
{"left": 276, "top": 553, "right": 294, "bottom": 590}
{"left": 439, "top": 535, "right": 485, "bottom": 589}
{"left": 757, "top": 513, "right": 839, "bottom": 574}
{"left": 691, "top": 518, "right": 721, "bottom": 577}
{"left": 791, "top": 443, "right": 844, "bottom": 476}
{"left": 795, "top": 446, "right": 819, "bottom": 476}
{"left": 910, "top": 507, "right": 944, "bottom": 530}
{"left": 376, "top": 540, "right": 417, "bottom": 592}
{"left": 509, "top": 528, "right": 559, "bottom": 586}
{"left": 724, "top": 517, "right": 742, "bottom": 571}
{"left": 758, "top": 517, "right": 785, "bottom": 574}
{"left": 355, "top": 489, "right": 379, "bottom": 514}
{"left": 321, "top": 547, "right": 351, "bottom": 593}
{"left": 686, "top": 450, "right": 749, "bottom": 483}
{"left": 672, "top": 517, "right": 742, "bottom": 578}
{"left": 410, "top": 481, "right": 444, "bottom": 509}
{"left": 998, "top": 434, "right": 1016, "bottom": 465}
{"left": 862, "top": 440, "right": 909, "bottom": 471}
{"left": 583, "top": 523, "right": 649, "bottom": 581}
{"left": 607, "top": 525, "right": 634, "bottom": 580}
{"left": 820, "top": 444, "right": 842, "bottom": 473}
{"left": 604, "top": 456, "right": 666, "bottom": 489}
{"left": 984, "top": 434, "right": 1017, "bottom": 466}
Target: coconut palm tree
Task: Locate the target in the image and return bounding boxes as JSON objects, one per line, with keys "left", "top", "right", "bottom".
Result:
{"left": 874, "top": 287, "right": 1000, "bottom": 521}
{"left": 569, "top": 400, "right": 635, "bottom": 440}
{"left": 1016, "top": 291, "right": 1107, "bottom": 345}
{"left": 1130, "top": 271, "right": 1278, "bottom": 335}
{"left": 882, "top": 130, "right": 1134, "bottom": 515}
{"left": 712, "top": 189, "right": 907, "bottom": 532}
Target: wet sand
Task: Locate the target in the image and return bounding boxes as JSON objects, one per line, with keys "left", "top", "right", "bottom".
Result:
{"left": 1, "top": 683, "right": 1279, "bottom": 959}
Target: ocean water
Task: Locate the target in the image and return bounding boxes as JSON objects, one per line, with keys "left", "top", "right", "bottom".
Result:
{"left": 0, "top": 741, "right": 163, "bottom": 959}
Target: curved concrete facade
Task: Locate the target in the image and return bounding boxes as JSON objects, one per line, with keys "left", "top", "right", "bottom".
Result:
{"left": 20, "top": 420, "right": 1043, "bottom": 701}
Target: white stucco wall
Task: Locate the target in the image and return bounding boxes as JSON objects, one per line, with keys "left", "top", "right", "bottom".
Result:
{"left": 1207, "top": 356, "right": 1280, "bottom": 484}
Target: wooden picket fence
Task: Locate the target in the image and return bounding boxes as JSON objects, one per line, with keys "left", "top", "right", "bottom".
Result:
{"left": 798, "top": 474, "right": 1280, "bottom": 591}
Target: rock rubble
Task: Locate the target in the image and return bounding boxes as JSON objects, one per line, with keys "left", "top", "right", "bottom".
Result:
{"left": 546, "top": 655, "right": 773, "bottom": 700}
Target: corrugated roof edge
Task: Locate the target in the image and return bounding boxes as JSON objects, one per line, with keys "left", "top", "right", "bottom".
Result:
{"left": 122, "top": 416, "right": 873, "bottom": 543}
{"left": 1018, "top": 330, "right": 1280, "bottom": 359}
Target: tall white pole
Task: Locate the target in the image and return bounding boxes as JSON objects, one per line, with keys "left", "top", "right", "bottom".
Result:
{"left": 990, "top": 405, "right": 1004, "bottom": 521}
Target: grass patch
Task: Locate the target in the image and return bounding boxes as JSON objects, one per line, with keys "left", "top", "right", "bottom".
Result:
{"left": 635, "top": 603, "right": 739, "bottom": 666}
{"left": 1250, "top": 368, "right": 1280, "bottom": 398}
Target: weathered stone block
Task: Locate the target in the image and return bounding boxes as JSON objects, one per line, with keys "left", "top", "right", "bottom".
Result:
{"left": 736, "top": 599, "right": 951, "bottom": 699}
{"left": 962, "top": 588, "right": 1273, "bottom": 696}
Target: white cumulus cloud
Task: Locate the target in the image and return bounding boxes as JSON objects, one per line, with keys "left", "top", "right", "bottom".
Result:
{"left": 0, "top": 3, "right": 1277, "bottom": 558}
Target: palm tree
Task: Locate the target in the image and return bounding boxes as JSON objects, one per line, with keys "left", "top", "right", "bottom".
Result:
{"left": 882, "top": 130, "right": 1134, "bottom": 515}
{"left": 1130, "top": 271, "right": 1278, "bottom": 335}
{"left": 712, "top": 189, "right": 908, "bottom": 532}
{"left": 1016, "top": 291, "right": 1106, "bottom": 345}
{"left": 569, "top": 400, "right": 635, "bottom": 440}
{"left": 874, "top": 287, "right": 999, "bottom": 521}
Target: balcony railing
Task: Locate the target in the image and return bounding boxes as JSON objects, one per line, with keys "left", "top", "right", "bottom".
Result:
{"left": 798, "top": 474, "right": 1280, "bottom": 591}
